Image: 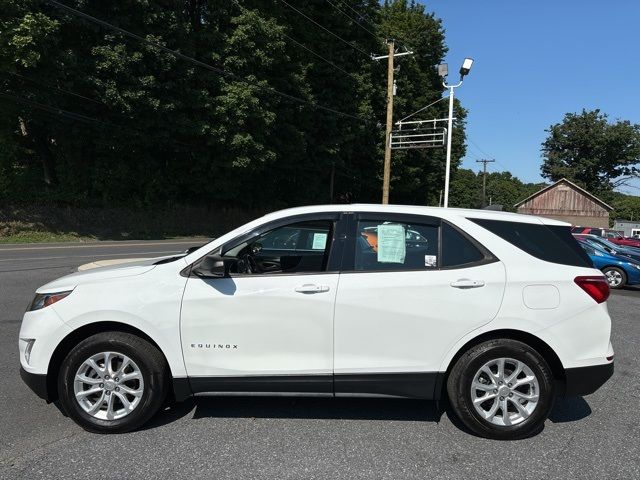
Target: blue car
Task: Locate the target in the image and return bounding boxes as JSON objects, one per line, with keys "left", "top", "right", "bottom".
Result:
{"left": 574, "top": 234, "right": 640, "bottom": 262}
{"left": 578, "top": 242, "right": 640, "bottom": 289}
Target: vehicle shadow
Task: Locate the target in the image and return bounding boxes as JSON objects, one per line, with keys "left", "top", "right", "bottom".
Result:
{"left": 143, "top": 396, "right": 445, "bottom": 430}
{"left": 548, "top": 396, "right": 592, "bottom": 423}
{"left": 143, "top": 394, "right": 592, "bottom": 435}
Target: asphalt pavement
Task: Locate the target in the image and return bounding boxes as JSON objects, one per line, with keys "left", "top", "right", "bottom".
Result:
{"left": 0, "top": 240, "right": 639, "bottom": 479}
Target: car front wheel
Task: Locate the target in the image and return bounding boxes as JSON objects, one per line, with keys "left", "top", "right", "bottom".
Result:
{"left": 447, "top": 339, "right": 555, "bottom": 440}
{"left": 58, "top": 332, "right": 168, "bottom": 433}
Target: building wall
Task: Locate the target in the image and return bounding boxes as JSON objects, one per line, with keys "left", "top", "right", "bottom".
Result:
{"left": 516, "top": 182, "right": 610, "bottom": 227}
{"left": 613, "top": 220, "right": 640, "bottom": 237}
{"left": 516, "top": 211, "right": 609, "bottom": 227}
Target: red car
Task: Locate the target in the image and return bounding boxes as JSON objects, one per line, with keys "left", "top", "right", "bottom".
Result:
{"left": 571, "top": 226, "right": 640, "bottom": 248}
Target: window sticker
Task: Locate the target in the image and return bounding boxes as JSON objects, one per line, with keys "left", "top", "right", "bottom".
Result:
{"left": 425, "top": 255, "right": 437, "bottom": 267}
{"left": 311, "top": 232, "right": 328, "bottom": 250}
{"left": 377, "top": 224, "right": 406, "bottom": 263}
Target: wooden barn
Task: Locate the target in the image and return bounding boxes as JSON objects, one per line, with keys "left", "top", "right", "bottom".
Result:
{"left": 514, "top": 178, "right": 613, "bottom": 228}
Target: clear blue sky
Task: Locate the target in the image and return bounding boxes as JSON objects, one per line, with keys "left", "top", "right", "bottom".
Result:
{"left": 423, "top": 0, "right": 640, "bottom": 194}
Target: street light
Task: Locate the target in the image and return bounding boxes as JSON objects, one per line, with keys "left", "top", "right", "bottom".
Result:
{"left": 439, "top": 57, "right": 474, "bottom": 208}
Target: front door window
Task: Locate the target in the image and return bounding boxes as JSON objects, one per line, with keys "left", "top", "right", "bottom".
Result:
{"left": 223, "top": 220, "right": 334, "bottom": 275}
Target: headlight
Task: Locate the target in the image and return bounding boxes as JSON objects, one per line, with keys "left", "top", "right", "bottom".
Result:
{"left": 27, "top": 290, "right": 73, "bottom": 311}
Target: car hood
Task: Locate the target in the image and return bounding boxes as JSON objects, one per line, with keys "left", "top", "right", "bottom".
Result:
{"left": 36, "top": 256, "right": 182, "bottom": 293}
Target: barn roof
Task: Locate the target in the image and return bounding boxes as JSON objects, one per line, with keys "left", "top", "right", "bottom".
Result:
{"left": 514, "top": 178, "right": 613, "bottom": 211}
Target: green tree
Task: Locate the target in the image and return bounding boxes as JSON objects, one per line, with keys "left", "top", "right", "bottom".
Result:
{"left": 450, "top": 168, "right": 546, "bottom": 212}
{"left": 541, "top": 109, "right": 640, "bottom": 193}
{"left": 0, "top": 0, "right": 465, "bottom": 210}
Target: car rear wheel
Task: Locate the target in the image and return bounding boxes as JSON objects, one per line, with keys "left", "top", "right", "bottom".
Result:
{"left": 447, "top": 339, "right": 555, "bottom": 440}
{"left": 58, "top": 332, "right": 168, "bottom": 433}
{"left": 602, "top": 267, "right": 626, "bottom": 289}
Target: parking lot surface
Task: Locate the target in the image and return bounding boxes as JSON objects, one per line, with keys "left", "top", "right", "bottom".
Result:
{"left": 1, "top": 241, "right": 638, "bottom": 479}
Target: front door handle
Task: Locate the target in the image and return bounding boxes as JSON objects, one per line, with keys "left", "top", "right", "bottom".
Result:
{"left": 450, "top": 279, "right": 485, "bottom": 289}
{"left": 295, "top": 284, "right": 330, "bottom": 294}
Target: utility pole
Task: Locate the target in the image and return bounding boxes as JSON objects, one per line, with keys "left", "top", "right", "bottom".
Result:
{"left": 329, "top": 162, "right": 335, "bottom": 203}
{"left": 382, "top": 39, "right": 395, "bottom": 204}
{"left": 372, "top": 42, "right": 413, "bottom": 204}
{"left": 476, "top": 158, "right": 495, "bottom": 207}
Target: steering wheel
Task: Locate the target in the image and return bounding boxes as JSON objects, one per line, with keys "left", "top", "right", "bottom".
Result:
{"left": 238, "top": 253, "right": 260, "bottom": 274}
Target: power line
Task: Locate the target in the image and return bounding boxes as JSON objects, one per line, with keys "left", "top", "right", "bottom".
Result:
{"left": 0, "top": 91, "right": 205, "bottom": 151}
{"left": 0, "top": 69, "right": 104, "bottom": 106}
{"left": 283, "top": 33, "right": 355, "bottom": 77}
{"left": 278, "top": 0, "right": 371, "bottom": 57}
{"left": 468, "top": 137, "right": 493, "bottom": 158}
{"left": 334, "top": 0, "right": 379, "bottom": 32}
{"left": 43, "top": 0, "right": 369, "bottom": 123}
{"left": 0, "top": 91, "right": 110, "bottom": 126}
{"left": 398, "top": 96, "right": 448, "bottom": 123}
{"left": 468, "top": 136, "right": 510, "bottom": 171}
{"left": 228, "top": 0, "right": 356, "bottom": 78}
{"left": 1, "top": 89, "right": 365, "bottom": 178}
{"left": 325, "top": 0, "right": 382, "bottom": 43}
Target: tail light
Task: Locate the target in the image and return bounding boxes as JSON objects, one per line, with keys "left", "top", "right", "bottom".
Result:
{"left": 574, "top": 276, "right": 610, "bottom": 304}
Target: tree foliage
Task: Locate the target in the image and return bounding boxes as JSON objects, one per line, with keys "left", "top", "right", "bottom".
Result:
{"left": 0, "top": 0, "right": 466, "bottom": 209}
{"left": 541, "top": 109, "right": 640, "bottom": 194}
{"left": 449, "top": 168, "right": 545, "bottom": 212}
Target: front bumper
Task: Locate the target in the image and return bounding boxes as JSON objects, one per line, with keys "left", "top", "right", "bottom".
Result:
{"left": 564, "top": 362, "right": 614, "bottom": 396}
{"left": 20, "top": 367, "right": 50, "bottom": 402}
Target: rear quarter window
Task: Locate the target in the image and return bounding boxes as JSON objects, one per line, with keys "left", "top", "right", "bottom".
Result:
{"left": 469, "top": 218, "right": 593, "bottom": 268}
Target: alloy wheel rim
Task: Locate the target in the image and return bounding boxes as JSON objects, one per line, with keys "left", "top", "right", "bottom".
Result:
{"left": 73, "top": 351, "right": 144, "bottom": 420}
{"left": 470, "top": 357, "right": 540, "bottom": 427}
{"left": 605, "top": 270, "right": 623, "bottom": 287}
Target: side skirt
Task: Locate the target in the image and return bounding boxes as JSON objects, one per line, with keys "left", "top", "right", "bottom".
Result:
{"left": 189, "top": 375, "right": 333, "bottom": 395}
{"left": 181, "top": 372, "right": 443, "bottom": 400}
{"left": 335, "top": 372, "right": 441, "bottom": 399}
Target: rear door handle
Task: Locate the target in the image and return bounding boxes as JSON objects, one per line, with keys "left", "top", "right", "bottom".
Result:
{"left": 450, "top": 279, "right": 485, "bottom": 289}
{"left": 295, "top": 284, "right": 330, "bottom": 294}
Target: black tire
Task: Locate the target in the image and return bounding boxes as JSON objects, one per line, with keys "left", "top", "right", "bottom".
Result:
{"left": 446, "top": 339, "right": 555, "bottom": 440}
{"left": 602, "top": 266, "right": 627, "bottom": 289}
{"left": 58, "top": 331, "right": 168, "bottom": 434}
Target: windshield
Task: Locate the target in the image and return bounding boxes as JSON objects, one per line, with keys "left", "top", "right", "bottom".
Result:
{"left": 588, "top": 237, "right": 620, "bottom": 251}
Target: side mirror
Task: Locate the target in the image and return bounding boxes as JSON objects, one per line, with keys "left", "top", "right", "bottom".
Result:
{"left": 184, "top": 245, "right": 204, "bottom": 255}
{"left": 193, "top": 254, "right": 227, "bottom": 278}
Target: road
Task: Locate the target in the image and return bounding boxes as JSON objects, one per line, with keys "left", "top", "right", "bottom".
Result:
{"left": 1, "top": 240, "right": 639, "bottom": 479}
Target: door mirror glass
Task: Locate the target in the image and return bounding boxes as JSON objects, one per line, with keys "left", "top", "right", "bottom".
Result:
{"left": 193, "top": 253, "right": 227, "bottom": 278}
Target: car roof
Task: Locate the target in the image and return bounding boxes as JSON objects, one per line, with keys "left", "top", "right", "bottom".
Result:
{"left": 260, "top": 204, "right": 570, "bottom": 226}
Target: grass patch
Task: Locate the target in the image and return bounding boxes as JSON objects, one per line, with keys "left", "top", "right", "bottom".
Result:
{"left": 0, "top": 205, "right": 263, "bottom": 243}
{"left": 0, "top": 231, "right": 96, "bottom": 244}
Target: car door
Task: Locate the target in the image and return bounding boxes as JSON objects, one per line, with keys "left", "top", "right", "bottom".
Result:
{"left": 333, "top": 212, "right": 506, "bottom": 398}
{"left": 180, "top": 213, "right": 345, "bottom": 394}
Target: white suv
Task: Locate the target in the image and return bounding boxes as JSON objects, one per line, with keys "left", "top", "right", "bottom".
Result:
{"left": 19, "top": 205, "right": 614, "bottom": 439}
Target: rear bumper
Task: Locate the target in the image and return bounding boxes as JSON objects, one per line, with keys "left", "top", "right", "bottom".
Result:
{"left": 20, "top": 367, "right": 50, "bottom": 402}
{"left": 564, "top": 362, "right": 614, "bottom": 396}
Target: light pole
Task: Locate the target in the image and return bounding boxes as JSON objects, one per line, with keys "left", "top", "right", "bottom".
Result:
{"left": 438, "top": 58, "right": 473, "bottom": 208}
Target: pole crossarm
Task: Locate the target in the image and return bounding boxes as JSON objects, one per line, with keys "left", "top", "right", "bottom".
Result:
{"left": 397, "top": 97, "right": 448, "bottom": 123}
{"left": 372, "top": 50, "right": 413, "bottom": 61}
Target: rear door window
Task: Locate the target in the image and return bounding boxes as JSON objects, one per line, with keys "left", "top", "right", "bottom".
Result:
{"left": 354, "top": 219, "right": 439, "bottom": 271}
{"left": 470, "top": 218, "right": 592, "bottom": 267}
